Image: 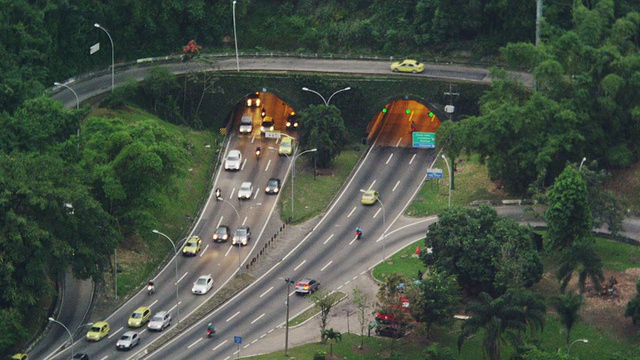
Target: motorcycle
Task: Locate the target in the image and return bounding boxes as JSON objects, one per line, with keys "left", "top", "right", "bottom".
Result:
{"left": 147, "top": 282, "right": 155, "bottom": 296}
{"left": 356, "top": 228, "right": 363, "bottom": 240}
{"left": 255, "top": 147, "right": 261, "bottom": 158}
{"left": 207, "top": 329, "right": 216, "bottom": 338}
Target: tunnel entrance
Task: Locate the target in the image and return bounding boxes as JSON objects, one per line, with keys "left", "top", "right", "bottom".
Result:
{"left": 366, "top": 99, "right": 442, "bottom": 147}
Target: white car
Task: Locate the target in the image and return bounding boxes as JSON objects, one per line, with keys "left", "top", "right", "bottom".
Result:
{"left": 147, "top": 311, "right": 172, "bottom": 331}
{"left": 192, "top": 275, "right": 214, "bottom": 295}
{"left": 232, "top": 225, "right": 251, "bottom": 246}
{"left": 239, "top": 115, "right": 253, "bottom": 134}
{"left": 238, "top": 182, "right": 254, "bottom": 199}
{"left": 116, "top": 331, "right": 139, "bottom": 350}
{"left": 225, "top": 150, "right": 243, "bottom": 171}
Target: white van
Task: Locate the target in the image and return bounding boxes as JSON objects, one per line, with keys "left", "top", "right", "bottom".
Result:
{"left": 239, "top": 115, "right": 253, "bottom": 134}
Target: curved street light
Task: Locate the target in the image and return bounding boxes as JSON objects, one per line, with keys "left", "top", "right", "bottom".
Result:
{"left": 441, "top": 154, "right": 452, "bottom": 208}
{"left": 48, "top": 317, "right": 76, "bottom": 359}
{"left": 215, "top": 195, "right": 243, "bottom": 273}
{"left": 274, "top": 147, "right": 317, "bottom": 220}
{"left": 94, "top": 23, "right": 115, "bottom": 92}
{"left": 568, "top": 338, "right": 588, "bottom": 354}
{"left": 151, "top": 230, "right": 181, "bottom": 324}
{"left": 579, "top": 157, "right": 587, "bottom": 172}
{"left": 232, "top": 1, "right": 240, "bottom": 72}
{"left": 302, "top": 86, "right": 351, "bottom": 106}
{"left": 54, "top": 82, "right": 79, "bottom": 110}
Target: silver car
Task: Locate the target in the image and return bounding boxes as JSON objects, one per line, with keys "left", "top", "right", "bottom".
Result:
{"left": 116, "top": 331, "right": 139, "bottom": 350}
{"left": 237, "top": 182, "right": 254, "bottom": 199}
{"left": 225, "top": 150, "right": 243, "bottom": 171}
{"left": 147, "top": 311, "right": 172, "bottom": 331}
{"left": 239, "top": 115, "right": 253, "bottom": 134}
{"left": 232, "top": 225, "right": 251, "bottom": 246}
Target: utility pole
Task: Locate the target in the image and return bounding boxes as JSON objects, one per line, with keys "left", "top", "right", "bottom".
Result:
{"left": 443, "top": 84, "right": 459, "bottom": 190}
{"left": 443, "top": 83, "right": 459, "bottom": 120}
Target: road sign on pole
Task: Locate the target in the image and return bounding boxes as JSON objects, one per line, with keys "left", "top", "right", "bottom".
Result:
{"left": 264, "top": 131, "right": 280, "bottom": 139}
{"left": 234, "top": 336, "right": 242, "bottom": 343}
{"left": 412, "top": 132, "right": 436, "bottom": 148}
{"left": 427, "top": 168, "right": 443, "bottom": 179}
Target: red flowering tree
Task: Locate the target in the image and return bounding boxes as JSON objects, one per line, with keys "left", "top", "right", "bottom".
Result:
{"left": 182, "top": 40, "right": 202, "bottom": 60}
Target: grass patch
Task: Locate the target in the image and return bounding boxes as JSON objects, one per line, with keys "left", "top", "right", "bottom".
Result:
{"left": 372, "top": 240, "right": 427, "bottom": 282}
{"left": 279, "top": 145, "right": 364, "bottom": 223}
{"left": 595, "top": 237, "right": 640, "bottom": 272}
{"left": 406, "top": 153, "right": 509, "bottom": 217}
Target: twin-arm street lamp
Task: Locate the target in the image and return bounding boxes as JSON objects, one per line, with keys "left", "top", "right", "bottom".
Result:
{"left": 215, "top": 194, "right": 243, "bottom": 274}
{"left": 151, "top": 230, "right": 181, "bottom": 324}
{"left": 302, "top": 86, "right": 351, "bottom": 106}
{"left": 94, "top": 23, "right": 115, "bottom": 92}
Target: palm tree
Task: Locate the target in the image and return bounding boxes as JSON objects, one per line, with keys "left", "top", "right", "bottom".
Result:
{"left": 550, "top": 290, "right": 583, "bottom": 344}
{"left": 513, "top": 290, "right": 546, "bottom": 342}
{"left": 458, "top": 291, "right": 527, "bottom": 360}
{"left": 557, "top": 241, "right": 604, "bottom": 294}
{"left": 426, "top": 343, "right": 456, "bottom": 360}
{"left": 323, "top": 328, "right": 342, "bottom": 357}
{"left": 625, "top": 279, "right": 640, "bottom": 325}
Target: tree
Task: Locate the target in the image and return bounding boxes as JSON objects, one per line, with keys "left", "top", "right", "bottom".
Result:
{"left": 624, "top": 279, "right": 640, "bottom": 325}
{"left": 556, "top": 241, "right": 604, "bottom": 294}
{"left": 309, "top": 290, "right": 341, "bottom": 344}
{"left": 423, "top": 205, "right": 542, "bottom": 296}
{"left": 545, "top": 166, "right": 593, "bottom": 250}
{"left": 298, "top": 104, "right": 348, "bottom": 168}
{"left": 425, "top": 343, "right": 456, "bottom": 360}
{"left": 416, "top": 269, "right": 461, "bottom": 334}
{"left": 351, "top": 287, "right": 372, "bottom": 349}
{"left": 323, "top": 328, "right": 341, "bottom": 357}
{"left": 550, "top": 290, "right": 584, "bottom": 345}
{"left": 458, "top": 291, "right": 529, "bottom": 360}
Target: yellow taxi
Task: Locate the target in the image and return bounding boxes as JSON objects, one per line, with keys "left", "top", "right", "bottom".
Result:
{"left": 279, "top": 137, "right": 293, "bottom": 156}
{"left": 11, "top": 354, "right": 29, "bottom": 360}
{"left": 182, "top": 236, "right": 202, "bottom": 256}
{"left": 390, "top": 59, "right": 425, "bottom": 74}
{"left": 361, "top": 189, "right": 379, "bottom": 205}
{"left": 128, "top": 306, "right": 152, "bottom": 328}
{"left": 86, "top": 321, "right": 110, "bottom": 341}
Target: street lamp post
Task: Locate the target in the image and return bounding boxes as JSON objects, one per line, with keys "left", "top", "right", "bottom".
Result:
{"left": 568, "top": 338, "right": 588, "bottom": 355}
{"left": 302, "top": 86, "right": 351, "bottom": 106}
{"left": 48, "top": 317, "right": 75, "bottom": 359}
{"left": 215, "top": 196, "right": 243, "bottom": 273}
{"left": 283, "top": 277, "right": 294, "bottom": 356}
{"left": 151, "top": 230, "right": 181, "bottom": 324}
{"left": 54, "top": 82, "right": 79, "bottom": 110}
{"left": 360, "top": 189, "right": 387, "bottom": 261}
{"left": 232, "top": 1, "right": 240, "bottom": 72}
{"left": 441, "top": 154, "right": 452, "bottom": 208}
{"left": 579, "top": 157, "right": 587, "bottom": 171}
{"left": 290, "top": 148, "right": 317, "bottom": 221}
{"left": 94, "top": 23, "right": 115, "bottom": 92}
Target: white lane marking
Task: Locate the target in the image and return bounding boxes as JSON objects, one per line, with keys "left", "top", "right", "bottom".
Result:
{"left": 253, "top": 191, "right": 259, "bottom": 200}
{"left": 395, "top": 138, "right": 402, "bottom": 147}
{"left": 224, "top": 245, "right": 233, "bottom": 257}
{"left": 347, "top": 207, "right": 356, "bottom": 217}
{"left": 212, "top": 339, "right": 228, "bottom": 351}
{"left": 373, "top": 208, "right": 381, "bottom": 219}
{"left": 392, "top": 180, "right": 400, "bottom": 192}
{"left": 244, "top": 344, "right": 250, "bottom": 349}
{"left": 337, "top": 285, "right": 343, "bottom": 290}
{"left": 368, "top": 180, "right": 376, "bottom": 189}
{"left": 108, "top": 327, "right": 124, "bottom": 339}
{"left": 148, "top": 299, "right": 158, "bottom": 308}
{"left": 224, "top": 357, "right": 231, "bottom": 360}
{"left": 265, "top": 159, "right": 271, "bottom": 171}
{"left": 260, "top": 286, "right": 273, "bottom": 298}
{"left": 344, "top": 280, "right": 351, "bottom": 285}
{"left": 241, "top": 158, "right": 247, "bottom": 171}
{"left": 216, "top": 217, "right": 223, "bottom": 227}
{"left": 242, "top": 216, "right": 248, "bottom": 225}
{"left": 226, "top": 311, "right": 240, "bottom": 322}
{"left": 168, "top": 301, "right": 181, "bottom": 313}
{"left": 251, "top": 313, "right": 265, "bottom": 324}
{"left": 353, "top": 275, "right": 359, "bottom": 280}
{"left": 386, "top": 153, "right": 394, "bottom": 164}
{"left": 323, "top": 234, "right": 334, "bottom": 245}
{"left": 321, "top": 261, "right": 333, "bottom": 271}
{"left": 200, "top": 245, "right": 209, "bottom": 257}
{"left": 268, "top": 329, "right": 275, "bottom": 333}
{"left": 349, "top": 236, "right": 358, "bottom": 246}
{"left": 177, "top": 272, "right": 188, "bottom": 284}
{"left": 260, "top": 333, "right": 267, "bottom": 339}
{"left": 229, "top": 188, "right": 236, "bottom": 199}
{"left": 187, "top": 337, "right": 203, "bottom": 348}
{"left": 251, "top": 339, "right": 258, "bottom": 344}
{"left": 294, "top": 260, "right": 306, "bottom": 271}
{"left": 409, "top": 153, "right": 417, "bottom": 164}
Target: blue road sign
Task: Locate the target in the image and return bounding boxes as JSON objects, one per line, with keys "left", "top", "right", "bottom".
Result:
{"left": 427, "top": 168, "right": 443, "bottom": 179}
{"left": 234, "top": 336, "right": 242, "bottom": 344}
{"left": 412, "top": 132, "right": 436, "bottom": 148}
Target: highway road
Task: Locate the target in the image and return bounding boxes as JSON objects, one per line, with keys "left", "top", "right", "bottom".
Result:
{"left": 39, "top": 57, "right": 497, "bottom": 360}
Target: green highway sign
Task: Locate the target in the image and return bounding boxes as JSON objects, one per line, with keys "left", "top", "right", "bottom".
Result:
{"left": 412, "top": 132, "right": 435, "bottom": 148}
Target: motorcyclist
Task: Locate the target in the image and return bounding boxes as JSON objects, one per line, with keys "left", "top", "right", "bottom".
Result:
{"left": 255, "top": 146, "right": 261, "bottom": 157}
{"left": 207, "top": 322, "right": 216, "bottom": 336}
{"left": 355, "top": 227, "right": 363, "bottom": 239}
{"left": 147, "top": 281, "right": 155, "bottom": 294}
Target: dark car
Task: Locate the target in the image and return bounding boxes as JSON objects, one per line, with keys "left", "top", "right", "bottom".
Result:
{"left": 213, "top": 225, "right": 230, "bottom": 242}
{"left": 295, "top": 278, "right": 320, "bottom": 295}
{"left": 286, "top": 111, "right": 299, "bottom": 129}
{"left": 246, "top": 92, "right": 261, "bottom": 107}
{"left": 265, "top": 178, "right": 281, "bottom": 194}
{"left": 72, "top": 354, "right": 90, "bottom": 360}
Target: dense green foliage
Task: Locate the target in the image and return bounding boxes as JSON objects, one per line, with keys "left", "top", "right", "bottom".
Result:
{"left": 422, "top": 205, "right": 543, "bottom": 297}
{"left": 298, "top": 104, "right": 348, "bottom": 168}
{"left": 453, "top": 2, "right": 640, "bottom": 194}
